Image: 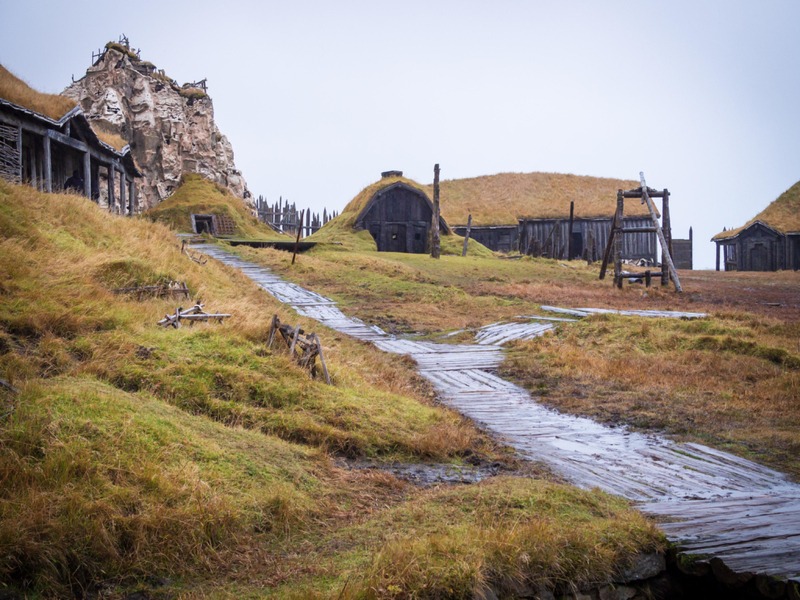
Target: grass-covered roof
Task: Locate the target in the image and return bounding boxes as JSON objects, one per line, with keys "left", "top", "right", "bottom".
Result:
{"left": 143, "top": 174, "right": 287, "bottom": 240}
{"left": 0, "top": 63, "right": 77, "bottom": 121}
{"left": 423, "top": 172, "right": 650, "bottom": 226}
{"left": 713, "top": 180, "right": 800, "bottom": 241}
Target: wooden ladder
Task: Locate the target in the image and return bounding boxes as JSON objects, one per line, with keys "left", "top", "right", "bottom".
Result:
{"left": 599, "top": 172, "right": 682, "bottom": 292}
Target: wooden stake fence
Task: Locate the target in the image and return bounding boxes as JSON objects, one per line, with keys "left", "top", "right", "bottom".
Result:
{"left": 254, "top": 195, "right": 338, "bottom": 239}
{"left": 267, "top": 314, "right": 331, "bottom": 384}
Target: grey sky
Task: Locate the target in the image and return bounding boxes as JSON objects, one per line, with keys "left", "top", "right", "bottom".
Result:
{"left": 2, "top": 0, "right": 799, "bottom": 268}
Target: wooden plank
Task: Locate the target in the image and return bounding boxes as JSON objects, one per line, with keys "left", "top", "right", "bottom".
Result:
{"left": 462, "top": 214, "right": 472, "bottom": 257}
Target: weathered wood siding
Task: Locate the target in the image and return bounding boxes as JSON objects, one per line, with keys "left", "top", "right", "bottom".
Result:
{"left": 519, "top": 217, "right": 657, "bottom": 263}
{"left": 361, "top": 185, "right": 432, "bottom": 253}
{"left": 451, "top": 225, "right": 519, "bottom": 253}
{"left": 722, "top": 223, "right": 784, "bottom": 271}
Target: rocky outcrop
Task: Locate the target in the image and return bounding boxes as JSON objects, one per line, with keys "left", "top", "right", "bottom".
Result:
{"left": 63, "top": 46, "right": 251, "bottom": 210}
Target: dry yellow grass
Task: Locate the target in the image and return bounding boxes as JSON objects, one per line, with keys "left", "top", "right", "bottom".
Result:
{"left": 422, "top": 171, "right": 651, "bottom": 225}
{"left": 0, "top": 63, "right": 77, "bottom": 121}
{"left": 713, "top": 179, "right": 800, "bottom": 240}
{"left": 89, "top": 119, "right": 128, "bottom": 151}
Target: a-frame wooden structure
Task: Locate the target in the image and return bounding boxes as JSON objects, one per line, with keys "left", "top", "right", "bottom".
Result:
{"left": 600, "top": 172, "right": 682, "bottom": 292}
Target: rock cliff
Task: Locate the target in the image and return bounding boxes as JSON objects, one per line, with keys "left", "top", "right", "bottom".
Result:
{"left": 63, "top": 44, "right": 251, "bottom": 210}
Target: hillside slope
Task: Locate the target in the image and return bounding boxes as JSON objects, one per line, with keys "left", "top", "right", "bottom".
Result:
{"left": 0, "top": 180, "right": 663, "bottom": 597}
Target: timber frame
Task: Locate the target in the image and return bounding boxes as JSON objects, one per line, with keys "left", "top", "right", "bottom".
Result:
{"left": 0, "top": 97, "right": 140, "bottom": 214}
{"left": 599, "top": 173, "right": 681, "bottom": 292}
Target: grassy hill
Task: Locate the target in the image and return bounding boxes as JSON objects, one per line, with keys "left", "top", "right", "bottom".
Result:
{"left": 144, "top": 173, "right": 288, "bottom": 240}
{"left": 423, "top": 171, "right": 649, "bottom": 226}
{"left": 308, "top": 175, "right": 494, "bottom": 256}
{"left": 0, "top": 180, "right": 665, "bottom": 597}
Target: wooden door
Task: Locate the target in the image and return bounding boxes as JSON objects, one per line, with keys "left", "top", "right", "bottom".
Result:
{"left": 750, "top": 244, "right": 769, "bottom": 271}
{"left": 385, "top": 224, "right": 407, "bottom": 253}
{"left": 411, "top": 224, "right": 428, "bottom": 254}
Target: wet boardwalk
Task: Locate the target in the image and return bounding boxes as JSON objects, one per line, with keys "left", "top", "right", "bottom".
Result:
{"left": 194, "top": 244, "right": 800, "bottom": 581}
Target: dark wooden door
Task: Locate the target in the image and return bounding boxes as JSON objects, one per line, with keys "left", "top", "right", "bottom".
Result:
{"left": 385, "top": 224, "right": 407, "bottom": 253}
{"left": 411, "top": 224, "right": 428, "bottom": 254}
{"left": 750, "top": 244, "right": 769, "bottom": 271}
{"left": 572, "top": 232, "right": 583, "bottom": 259}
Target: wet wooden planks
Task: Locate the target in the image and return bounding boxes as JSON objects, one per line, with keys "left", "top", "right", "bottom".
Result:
{"left": 191, "top": 243, "right": 800, "bottom": 580}
{"left": 541, "top": 305, "right": 708, "bottom": 319}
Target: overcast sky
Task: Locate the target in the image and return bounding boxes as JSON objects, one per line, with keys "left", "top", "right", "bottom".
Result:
{"left": 2, "top": 0, "right": 799, "bottom": 268}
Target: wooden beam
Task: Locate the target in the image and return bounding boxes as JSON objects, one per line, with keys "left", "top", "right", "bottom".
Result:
{"left": 108, "top": 164, "right": 115, "bottom": 212}
{"left": 42, "top": 134, "right": 52, "bottom": 193}
{"left": 599, "top": 196, "right": 619, "bottom": 280}
{"left": 291, "top": 209, "right": 305, "bottom": 265}
{"left": 614, "top": 192, "right": 624, "bottom": 289}
{"left": 567, "top": 201, "right": 575, "bottom": 260}
{"left": 430, "top": 163, "right": 441, "bottom": 259}
{"left": 16, "top": 126, "right": 22, "bottom": 183}
{"left": 640, "top": 173, "right": 682, "bottom": 292}
{"left": 716, "top": 242, "right": 720, "bottom": 272}
{"left": 46, "top": 128, "right": 88, "bottom": 153}
{"left": 462, "top": 214, "right": 472, "bottom": 257}
{"left": 83, "top": 151, "right": 91, "bottom": 198}
{"left": 119, "top": 168, "right": 126, "bottom": 215}
{"left": 661, "top": 189, "right": 672, "bottom": 285}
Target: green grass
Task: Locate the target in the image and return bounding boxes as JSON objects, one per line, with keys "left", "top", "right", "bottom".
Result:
{"left": 0, "top": 179, "right": 667, "bottom": 596}
{"left": 143, "top": 173, "right": 286, "bottom": 239}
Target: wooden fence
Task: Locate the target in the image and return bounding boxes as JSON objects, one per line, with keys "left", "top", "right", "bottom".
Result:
{"left": 254, "top": 195, "right": 338, "bottom": 239}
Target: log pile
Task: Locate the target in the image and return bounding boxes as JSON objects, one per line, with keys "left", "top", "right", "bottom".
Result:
{"left": 157, "top": 303, "right": 231, "bottom": 328}
{"left": 267, "top": 314, "right": 331, "bottom": 384}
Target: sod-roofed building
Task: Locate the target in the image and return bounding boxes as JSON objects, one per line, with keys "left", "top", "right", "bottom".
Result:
{"left": 425, "top": 171, "right": 658, "bottom": 262}
{"left": 712, "top": 181, "right": 800, "bottom": 271}
{"left": 344, "top": 171, "right": 450, "bottom": 253}
{"left": 0, "top": 64, "right": 140, "bottom": 213}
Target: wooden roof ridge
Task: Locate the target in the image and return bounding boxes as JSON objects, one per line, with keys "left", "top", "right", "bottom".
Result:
{"left": 711, "top": 220, "right": 781, "bottom": 242}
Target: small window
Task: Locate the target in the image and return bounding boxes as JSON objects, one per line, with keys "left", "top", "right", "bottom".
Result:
{"left": 392, "top": 234, "right": 397, "bottom": 240}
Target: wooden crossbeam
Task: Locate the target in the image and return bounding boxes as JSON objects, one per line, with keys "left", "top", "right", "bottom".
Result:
{"left": 639, "top": 173, "right": 681, "bottom": 292}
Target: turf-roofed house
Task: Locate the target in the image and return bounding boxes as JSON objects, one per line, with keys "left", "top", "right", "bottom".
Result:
{"left": 712, "top": 180, "right": 800, "bottom": 271}
{"left": 427, "top": 172, "right": 693, "bottom": 267}
{"left": 347, "top": 170, "right": 451, "bottom": 253}
{"left": 0, "top": 64, "right": 140, "bottom": 212}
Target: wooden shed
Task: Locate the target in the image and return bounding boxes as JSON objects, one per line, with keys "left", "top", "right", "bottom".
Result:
{"left": 425, "top": 171, "right": 657, "bottom": 261}
{"left": 349, "top": 171, "right": 450, "bottom": 253}
{"left": 712, "top": 181, "right": 800, "bottom": 271}
{"left": 0, "top": 65, "right": 140, "bottom": 213}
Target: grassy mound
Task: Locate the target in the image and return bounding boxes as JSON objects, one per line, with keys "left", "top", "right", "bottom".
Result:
{"left": 0, "top": 62, "right": 77, "bottom": 120}
{"left": 423, "top": 171, "right": 647, "bottom": 226}
{"left": 0, "top": 180, "right": 665, "bottom": 596}
{"left": 143, "top": 174, "right": 286, "bottom": 239}
{"left": 713, "top": 179, "right": 800, "bottom": 240}
{"left": 308, "top": 175, "right": 493, "bottom": 256}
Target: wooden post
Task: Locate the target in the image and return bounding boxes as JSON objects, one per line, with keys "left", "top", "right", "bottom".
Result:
{"left": 314, "top": 333, "right": 331, "bottom": 385}
{"left": 639, "top": 173, "right": 682, "bottom": 292}
{"left": 289, "top": 324, "right": 301, "bottom": 355}
{"left": 119, "top": 169, "right": 126, "bottom": 216}
{"left": 130, "top": 180, "right": 136, "bottom": 214}
{"left": 83, "top": 152, "right": 91, "bottom": 198}
{"left": 108, "top": 164, "right": 116, "bottom": 212}
{"left": 267, "top": 314, "right": 279, "bottom": 348}
{"left": 462, "top": 214, "right": 472, "bottom": 257}
{"left": 567, "top": 201, "right": 575, "bottom": 260}
{"left": 614, "top": 193, "right": 624, "bottom": 289}
{"left": 43, "top": 134, "right": 52, "bottom": 193}
{"left": 291, "top": 209, "right": 305, "bottom": 265}
{"left": 716, "top": 242, "right": 720, "bottom": 272}
{"left": 430, "top": 164, "right": 441, "bottom": 259}
{"left": 599, "top": 197, "right": 619, "bottom": 280}
{"left": 16, "top": 126, "right": 22, "bottom": 183}
{"left": 661, "top": 189, "right": 671, "bottom": 285}
{"left": 645, "top": 270, "right": 651, "bottom": 288}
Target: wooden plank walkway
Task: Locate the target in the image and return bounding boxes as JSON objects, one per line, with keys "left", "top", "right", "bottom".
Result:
{"left": 192, "top": 244, "right": 800, "bottom": 581}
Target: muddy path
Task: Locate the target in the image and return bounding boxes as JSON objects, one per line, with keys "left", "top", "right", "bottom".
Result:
{"left": 193, "top": 243, "right": 800, "bottom": 582}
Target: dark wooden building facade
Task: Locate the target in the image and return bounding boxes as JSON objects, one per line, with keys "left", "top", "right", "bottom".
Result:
{"left": 0, "top": 98, "right": 140, "bottom": 214}
{"left": 451, "top": 225, "right": 519, "bottom": 253}
{"left": 354, "top": 179, "right": 450, "bottom": 253}
{"left": 518, "top": 216, "right": 658, "bottom": 264}
{"left": 714, "top": 221, "right": 799, "bottom": 271}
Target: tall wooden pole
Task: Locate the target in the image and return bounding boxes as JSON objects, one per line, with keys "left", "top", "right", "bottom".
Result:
{"left": 567, "top": 201, "right": 575, "bottom": 260}
{"left": 462, "top": 214, "right": 472, "bottom": 257}
{"left": 430, "top": 164, "right": 441, "bottom": 259}
{"left": 613, "top": 193, "right": 624, "bottom": 289}
{"left": 661, "top": 189, "right": 671, "bottom": 285}
{"left": 640, "top": 173, "right": 682, "bottom": 292}
{"left": 292, "top": 209, "right": 305, "bottom": 265}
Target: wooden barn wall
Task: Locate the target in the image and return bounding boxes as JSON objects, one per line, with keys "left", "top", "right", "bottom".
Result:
{"left": 362, "top": 186, "right": 432, "bottom": 254}
{"left": 519, "top": 217, "right": 657, "bottom": 263}
{"left": 672, "top": 239, "right": 693, "bottom": 270}
{"left": 452, "top": 226, "right": 519, "bottom": 253}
